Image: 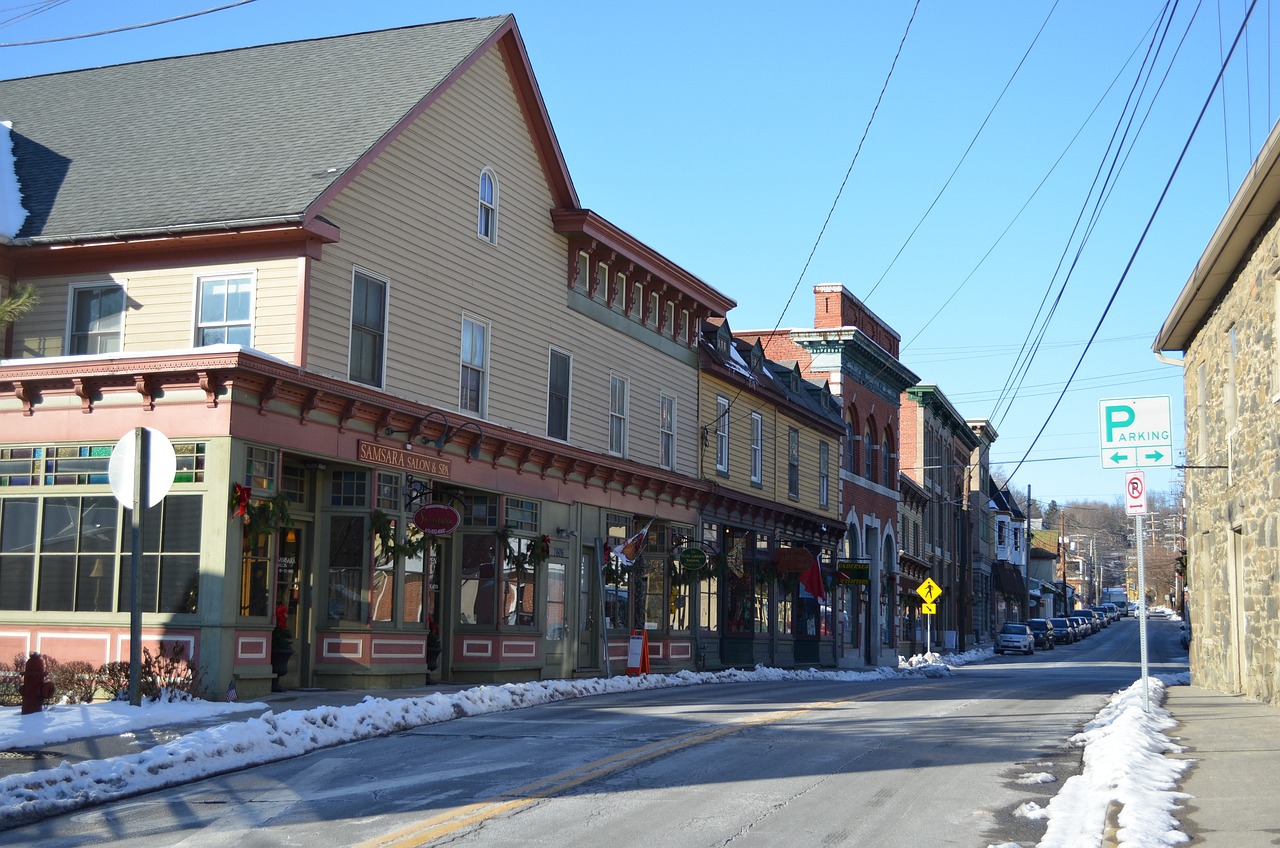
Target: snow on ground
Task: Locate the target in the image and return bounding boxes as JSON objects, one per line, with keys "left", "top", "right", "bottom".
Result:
{"left": 0, "top": 646, "right": 1192, "bottom": 847}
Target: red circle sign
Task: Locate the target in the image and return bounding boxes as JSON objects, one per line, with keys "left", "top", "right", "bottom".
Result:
{"left": 413, "top": 504, "right": 461, "bottom": 535}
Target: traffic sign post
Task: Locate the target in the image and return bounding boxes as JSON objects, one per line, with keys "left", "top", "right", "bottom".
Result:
{"left": 109, "top": 428, "right": 176, "bottom": 707}
{"left": 1098, "top": 396, "right": 1173, "bottom": 469}
{"left": 917, "top": 578, "right": 941, "bottom": 655}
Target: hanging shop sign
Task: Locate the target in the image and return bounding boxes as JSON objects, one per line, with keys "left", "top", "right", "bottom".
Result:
{"left": 837, "top": 560, "right": 870, "bottom": 584}
{"left": 678, "top": 548, "right": 708, "bottom": 570}
{"left": 413, "top": 503, "right": 461, "bottom": 535}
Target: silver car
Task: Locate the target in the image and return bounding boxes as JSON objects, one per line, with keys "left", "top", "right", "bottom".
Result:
{"left": 995, "top": 622, "right": 1035, "bottom": 655}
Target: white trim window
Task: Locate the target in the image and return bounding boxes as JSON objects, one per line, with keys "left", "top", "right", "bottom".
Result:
{"left": 477, "top": 167, "right": 498, "bottom": 243}
{"left": 609, "top": 374, "right": 628, "bottom": 456}
{"left": 660, "top": 394, "right": 676, "bottom": 470}
{"left": 547, "top": 348, "right": 571, "bottom": 441}
{"left": 196, "top": 273, "right": 253, "bottom": 346}
{"left": 750, "top": 411, "right": 763, "bottom": 485}
{"left": 715, "top": 396, "right": 730, "bottom": 474}
{"left": 349, "top": 268, "right": 387, "bottom": 387}
{"left": 819, "top": 440, "right": 829, "bottom": 508}
{"left": 460, "top": 314, "right": 489, "bottom": 415}
{"left": 67, "top": 281, "right": 125, "bottom": 355}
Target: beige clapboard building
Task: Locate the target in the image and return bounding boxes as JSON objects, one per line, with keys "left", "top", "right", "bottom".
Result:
{"left": 0, "top": 17, "right": 751, "bottom": 695}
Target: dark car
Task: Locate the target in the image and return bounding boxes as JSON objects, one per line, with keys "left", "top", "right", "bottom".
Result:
{"left": 1049, "top": 617, "right": 1076, "bottom": 644}
{"left": 1026, "top": 618, "right": 1055, "bottom": 650}
{"left": 1068, "top": 615, "right": 1091, "bottom": 639}
{"left": 1089, "top": 606, "right": 1112, "bottom": 627}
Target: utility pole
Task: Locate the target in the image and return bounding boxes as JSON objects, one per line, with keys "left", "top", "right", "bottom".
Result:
{"left": 1059, "top": 511, "right": 1067, "bottom": 616}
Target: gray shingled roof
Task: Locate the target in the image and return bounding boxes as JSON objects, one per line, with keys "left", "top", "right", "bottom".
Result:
{"left": 0, "top": 16, "right": 509, "bottom": 241}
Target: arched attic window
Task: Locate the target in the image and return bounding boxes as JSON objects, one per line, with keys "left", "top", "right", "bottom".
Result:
{"left": 477, "top": 168, "right": 498, "bottom": 243}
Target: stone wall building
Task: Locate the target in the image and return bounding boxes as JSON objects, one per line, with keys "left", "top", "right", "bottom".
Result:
{"left": 1155, "top": 117, "right": 1280, "bottom": 707}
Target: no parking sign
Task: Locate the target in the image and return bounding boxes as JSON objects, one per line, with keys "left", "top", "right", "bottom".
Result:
{"left": 1125, "top": 470, "right": 1147, "bottom": 515}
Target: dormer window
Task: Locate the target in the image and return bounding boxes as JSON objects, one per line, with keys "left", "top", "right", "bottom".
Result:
{"left": 477, "top": 168, "right": 498, "bottom": 243}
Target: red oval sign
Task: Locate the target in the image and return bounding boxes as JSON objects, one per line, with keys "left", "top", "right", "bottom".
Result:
{"left": 413, "top": 504, "right": 461, "bottom": 535}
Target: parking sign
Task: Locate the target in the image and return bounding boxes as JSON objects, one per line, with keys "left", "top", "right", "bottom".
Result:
{"left": 1125, "top": 470, "right": 1147, "bottom": 515}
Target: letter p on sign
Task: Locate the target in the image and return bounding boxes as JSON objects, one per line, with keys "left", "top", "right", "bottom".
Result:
{"left": 1105, "top": 404, "right": 1135, "bottom": 442}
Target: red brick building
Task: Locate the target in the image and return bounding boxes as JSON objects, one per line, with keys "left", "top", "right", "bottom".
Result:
{"left": 740, "top": 284, "right": 917, "bottom": 667}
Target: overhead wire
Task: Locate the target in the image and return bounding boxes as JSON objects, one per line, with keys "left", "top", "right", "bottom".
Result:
{"left": 989, "top": 1, "right": 1186, "bottom": 427}
{"left": 707, "top": 0, "right": 922, "bottom": 437}
{"left": 1003, "top": 0, "right": 1260, "bottom": 484}
{"left": 862, "top": 0, "right": 1061, "bottom": 304}
{"left": 0, "top": 0, "right": 256, "bottom": 46}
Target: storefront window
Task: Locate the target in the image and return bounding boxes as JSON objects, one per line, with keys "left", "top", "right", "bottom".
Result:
{"left": 120, "top": 495, "right": 203, "bottom": 615}
{"left": 325, "top": 514, "right": 367, "bottom": 624}
{"left": 239, "top": 532, "right": 271, "bottom": 617}
{"left": 0, "top": 498, "right": 37, "bottom": 610}
{"left": 723, "top": 531, "right": 752, "bottom": 634}
{"left": 400, "top": 534, "right": 431, "bottom": 625}
{"left": 604, "top": 513, "right": 632, "bottom": 631}
{"left": 371, "top": 515, "right": 397, "bottom": 623}
{"left": 459, "top": 532, "right": 500, "bottom": 625}
{"left": 503, "top": 535, "right": 537, "bottom": 627}
{"left": 546, "top": 562, "right": 566, "bottom": 640}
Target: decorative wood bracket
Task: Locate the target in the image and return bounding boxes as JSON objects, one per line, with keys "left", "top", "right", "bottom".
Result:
{"left": 197, "top": 370, "right": 220, "bottom": 408}
{"left": 298, "top": 388, "right": 319, "bottom": 425}
{"left": 13, "top": 380, "right": 37, "bottom": 416}
{"left": 258, "top": 377, "right": 280, "bottom": 415}
{"left": 337, "top": 399, "right": 359, "bottom": 433}
{"left": 134, "top": 375, "right": 155, "bottom": 411}
{"left": 72, "top": 377, "right": 94, "bottom": 413}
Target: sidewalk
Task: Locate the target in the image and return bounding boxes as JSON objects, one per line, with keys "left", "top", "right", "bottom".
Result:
{"left": 1162, "top": 684, "right": 1280, "bottom": 847}
{"left": 0, "top": 684, "right": 470, "bottom": 781}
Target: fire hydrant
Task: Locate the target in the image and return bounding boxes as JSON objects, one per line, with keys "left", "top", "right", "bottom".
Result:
{"left": 18, "top": 652, "right": 54, "bottom": 715}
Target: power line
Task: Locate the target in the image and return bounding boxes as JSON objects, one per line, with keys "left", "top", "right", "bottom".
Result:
{"left": 1004, "top": 0, "right": 1260, "bottom": 484}
{"left": 0, "top": 0, "right": 256, "bottom": 46}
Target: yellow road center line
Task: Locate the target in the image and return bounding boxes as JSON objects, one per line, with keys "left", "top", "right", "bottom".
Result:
{"left": 358, "top": 686, "right": 929, "bottom": 848}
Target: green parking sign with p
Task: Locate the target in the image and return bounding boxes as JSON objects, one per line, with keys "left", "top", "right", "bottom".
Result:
{"left": 1098, "top": 396, "right": 1173, "bottom": 468}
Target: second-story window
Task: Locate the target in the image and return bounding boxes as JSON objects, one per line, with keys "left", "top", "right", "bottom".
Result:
{"left": 68, "top": 282, "right": 125, "bottom": 355}
{"left": 460, "top": 315, "right": 489, "bottom": 415}
{"left": 197, "top": 273, "right": 252, "bottom": 346}
{"left": 715, "top": 396, "right": 730, "bottom": 474}
{"left": 818, "top": 440, "right": 829, "bottom": 508}
{"left": 660, "top": 394, "right": 676, "bottom": 470}
{"left": 750, "top": 412, "right": 763, "bottom": 485}
{"left": 609, "top": 374, "right": 628, "bottom": 456}
{"left": 863, "top": 426, "right": 874, "bottom": 478}
{"left": 882, "top": 432, "right": 894, "bottom": 488}
{"left": 477, "top": 168, "right": 498, "bottom": 243}
{"left": 349, "top": 269, "right": 387, "bottom": 387}
{"left": 547, "top": 349, "right": 571, "bottom": 441}
{"left": 788, "top": 427, "right": 800, "bottom": 498}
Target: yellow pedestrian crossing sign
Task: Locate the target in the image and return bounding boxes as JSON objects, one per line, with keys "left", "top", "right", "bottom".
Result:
{"left": 917, "top": 578, "right": 941, "bottom": 604}
{"left": 922, "top": 603, "right": 936, "bottom": 615}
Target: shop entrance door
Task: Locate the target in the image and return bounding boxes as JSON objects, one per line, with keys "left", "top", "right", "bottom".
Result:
{"left": 275, "top": 523, "right": 311, "bottom": 688}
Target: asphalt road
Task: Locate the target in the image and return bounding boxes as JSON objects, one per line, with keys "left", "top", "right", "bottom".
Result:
{"left": 5, "top": 616, "right": 1189, "bottom": 848}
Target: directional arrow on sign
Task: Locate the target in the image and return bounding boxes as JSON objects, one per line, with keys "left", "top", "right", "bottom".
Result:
{"left": 1145, "top": 450, "right": 1164, "bottom": 462}
{"left": 1109, "top": 452, "right": 1131, "bottom": 465}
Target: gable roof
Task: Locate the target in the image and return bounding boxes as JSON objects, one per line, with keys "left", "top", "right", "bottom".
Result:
{"left": 1, "top": 15, "right": 577, "bottom": 243}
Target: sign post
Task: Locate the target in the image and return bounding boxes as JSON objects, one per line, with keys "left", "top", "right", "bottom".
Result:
{"left": 108, "top": 428, "right": 176, "bottom": 707}
{"left": 1097, "top": 390, "right": 1163, "bottom": 713}
{"left": 917, "top": 578, "right": 942, "bottom": 655}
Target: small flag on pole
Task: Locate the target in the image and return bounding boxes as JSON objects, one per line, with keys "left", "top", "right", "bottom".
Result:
{"left": 799, "top": 551, "right": 826, "bottom": 601}
{"left": 612, "top": 520, "right": 653, "bottom": 568}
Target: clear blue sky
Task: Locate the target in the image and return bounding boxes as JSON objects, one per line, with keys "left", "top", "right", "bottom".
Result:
{"left": 4, "top": 1, "right": 1273, "bottom": 508}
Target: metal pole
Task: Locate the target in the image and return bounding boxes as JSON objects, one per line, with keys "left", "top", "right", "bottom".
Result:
{"left": 129, "top": 427, "right": 149, "bottom": 707}
{"left": 1137, "top": 513, "right": 1149, "bottom": 712}
{"left": 594, "top": 538, "right": 611, "bottom": 678}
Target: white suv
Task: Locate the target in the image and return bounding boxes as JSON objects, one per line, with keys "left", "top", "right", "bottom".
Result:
{"left": 995, "top": 622, "right": 1035, "bottom": 655}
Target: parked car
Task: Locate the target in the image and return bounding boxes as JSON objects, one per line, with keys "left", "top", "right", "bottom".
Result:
{"left": 1026, "top": 618, "right": 1056, "bottom": 650}
{"left": 1076, "top": 609, "right": 1102, "bottom": 633}
{"left": 1068, "top": 616, "right": 1091, "bottom": 639}
{"left": 995, "top": 622, "right": 1035, "bottom": 655}
{"left": 1089, "top": 606, "right": 1111, "bottom": 627}
{"left": 1049, "top": 617, "right": 1077, "bottom": 644}
{"left": 1100, "top": 603, "right": 1120, "bottom": 621}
